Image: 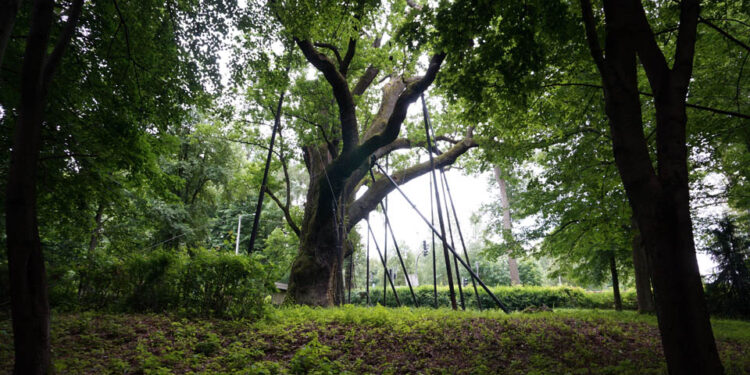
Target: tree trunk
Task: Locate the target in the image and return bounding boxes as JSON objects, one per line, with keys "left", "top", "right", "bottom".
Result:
{"left": 88, "top": 203, "right": 106, "bottom": 253}
{"left": 631, "top": 217, "right": 655, "bottom": 313}
{"left": 493, "top": 166, "right": 521, "bottom": 285}
{"left": 286, "top": 146, "right": 345, "bottom": 306}
{"left": 609, "top": 253, "right": 622, "bottom": 311}
{"left": 0, "top": 0, "right": 21, "bottom": 68}
{"left": 6, "top": 0, "right": 81, "bottom": 371}
{"left": 580, "top": 0, "right": 724, "bottom": 373}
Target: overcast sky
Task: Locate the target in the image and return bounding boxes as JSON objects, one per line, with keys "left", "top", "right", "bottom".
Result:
{"left": 355, "top": 168, "right": 719, "bottom": 278}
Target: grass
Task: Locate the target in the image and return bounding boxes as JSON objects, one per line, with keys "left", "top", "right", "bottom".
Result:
{"left": 0, "top": 306, "right": 748, "bottom": 374}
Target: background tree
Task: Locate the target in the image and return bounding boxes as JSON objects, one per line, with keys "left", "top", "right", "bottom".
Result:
{"left": 703, "top": 216, "right": 750, "bottom": 318}
{"left": 0, "top": 0, "right": 239, "bottom": 371}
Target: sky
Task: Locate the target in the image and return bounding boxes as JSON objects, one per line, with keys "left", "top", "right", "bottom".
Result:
{"left": 356, "top": 168, "right": 719, "bottom": 278}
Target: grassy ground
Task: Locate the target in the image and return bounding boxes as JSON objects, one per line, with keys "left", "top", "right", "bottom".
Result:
{"left": 1, "top": 306, "right": 749, "bottom": 374}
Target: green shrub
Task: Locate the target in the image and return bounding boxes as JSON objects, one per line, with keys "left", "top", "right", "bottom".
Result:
{"left": 350, "top": 285, "right": 637, "bottom": 311}
{"left": 179, "top": 248, "right": 271, "bottom": 319}
{"left": 44, "top": 248, "right": 272, "bottom": 319}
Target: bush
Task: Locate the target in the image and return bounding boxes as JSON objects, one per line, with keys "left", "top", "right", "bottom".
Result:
{"left": 45, "top": 248, "right": 272, "bottom": 319}
{"left": 349, "top": 285, "right": 637, "bottom": 311}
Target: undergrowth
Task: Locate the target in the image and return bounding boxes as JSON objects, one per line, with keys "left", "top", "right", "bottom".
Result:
{"left": 0, "top": 307, "right": 748, "bottom": 374}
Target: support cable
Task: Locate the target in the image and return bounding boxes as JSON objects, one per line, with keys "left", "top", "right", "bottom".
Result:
{"left": 439, "top": 169, "right": 466, "bottom": 310}
{"left": 373, "top": 161, "right": 510, "bottom": 313}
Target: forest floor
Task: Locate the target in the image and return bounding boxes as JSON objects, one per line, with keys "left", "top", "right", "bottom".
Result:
{"left": 1, "top": 306, "right": 749, "bottom": 374}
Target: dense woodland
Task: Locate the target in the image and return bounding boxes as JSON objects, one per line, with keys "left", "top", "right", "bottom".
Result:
{"left": 0, "top": 0, "right": 749, "bottom": 374}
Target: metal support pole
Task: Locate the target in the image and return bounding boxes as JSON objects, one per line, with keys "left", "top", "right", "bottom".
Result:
{"left": 248, "top": 92, "right": 285, "bottom": 253}
{"left": 421, "top": 94, "right": 458, "bottom": 310}
{"left": 369, "top": 168, "right": 419, "bottom": 306}
{"left": 383, "top": 156, "right": 389, "bottom": 304}
{"left": 441, "top": 171, "right": 482, "bottom": 310}
{"left": 429, "top": 176, "right": 437, "bottom": 308}
{"left": 365, "top": 219, "right": 401, "bottom": 306}
{"left": 366, "top": 217, "right": 371, "bottom": 306}
{"left": 347, "top": 250, "right": 353, "bottom": 304}
{"left": 439, "top": 170, "right": 465, "bottom": 310}
{"left": 374, "top": 162, "right": 510, "bottom": 313}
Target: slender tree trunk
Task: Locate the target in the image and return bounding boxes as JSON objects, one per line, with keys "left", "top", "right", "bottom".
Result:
{"left": 609, "top": 253, "right": 622, "bottom": 311}
{"left": 631, "top": 217, "right": 655, "bottom": 313}
{"left": 493, "top": 166, "right": 521, "bottom": 285}
{"left": 0, "top": 0, "right": 22, "bottom": 69}
{"left": 6, "top": 0, "right": 81, "bottom": 371}
{"left": 88, "top": 203, "right": 106, "bottom": 253}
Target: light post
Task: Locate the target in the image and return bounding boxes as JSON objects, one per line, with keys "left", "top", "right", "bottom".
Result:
{"left": 414, "top": 240, "right": 429, "bottom": 286}
{"left": 235, "top": 214, "right": 243, "bottom": 255}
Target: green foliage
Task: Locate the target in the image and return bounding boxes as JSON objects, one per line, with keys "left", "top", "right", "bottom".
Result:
{"left": 349, "top": 285, "right": 637, "bottom": 311}
{"left": 702, "top": 216, "right": 750, "bottom": 319}
{"left": 46, "top": 248, "right": 273, "bottom": 319}
{"left": 289, "top": 334, "right": 335, "bottom": 375}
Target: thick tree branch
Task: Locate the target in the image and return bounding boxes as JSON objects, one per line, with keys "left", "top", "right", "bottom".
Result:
{"left": 543, "top": 82, "right": 750, "bottom": 119}
{"left": 405, "top": 0, "right": 423, "bottom": 11}
{"left": 670, "top": 0, "right": 700, "bottom": 89}
{"left": 347, "top": 133, "right": 476, "bottom": 229}
{"left": 580, "top": 0, "right": 606, "bottom": 76}
{"left": 313, "top": 42, "right": 343, "bottom": 67}
{"left": 699, "top": 17, "right": 750, "bottom": 53}
{"left": 341, "top": 37, "right": 356, "bottom": 76}
{"left": 351, "top": 65, "right": 380, "bottom": 97}
{"left": 296, "top": 38, "right": 359, "bottom": 154}
{"left": 0, "top": 0, "right": 22, "bottom": 69}
{"left": 357, "top": 53, "right": 446, "bottom": 156}
{"left": 42, "top": 0, "right": 83, "bottom": 90}
{"left": 630, "top": 1, "right": 670, "bottom": 92}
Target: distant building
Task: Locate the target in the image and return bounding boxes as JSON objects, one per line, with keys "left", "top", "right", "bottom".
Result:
{"left": 272, "top": 282, "right": 287, "bottom": 305}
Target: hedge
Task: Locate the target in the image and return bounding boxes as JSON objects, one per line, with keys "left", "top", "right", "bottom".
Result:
{"left": 349, "top": 285, "right": 638, "bottom": 311}
{"left": 2, "top": 248, "right": 274, "bottom": 319}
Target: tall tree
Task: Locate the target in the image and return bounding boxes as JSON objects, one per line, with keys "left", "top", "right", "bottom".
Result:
{"left": 252, "top": 1, "right": 478, "bottom": 306}
{"left": 5, "top": 0, "right": 83, "bottom": 371}
{"left": 578, "top": 0, "right": 723, "bottom": 372}
{"left": 492, "top": 166, "right": 521, "bottom": 286}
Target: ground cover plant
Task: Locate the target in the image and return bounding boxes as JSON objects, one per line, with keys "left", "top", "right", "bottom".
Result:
{"left": 1, "top": 306, "right": 748, "bottom": 374}
{"left": 350, "top": 285, "right": 638, "bottom": 311}
{"left": 2, "top": 0, "right": 749, "bottom": 373}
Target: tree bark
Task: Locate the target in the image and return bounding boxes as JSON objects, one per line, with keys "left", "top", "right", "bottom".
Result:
{"left": 609, "top": 253, "right": 622, "bottom": 311}
{"left": 287, "top": 145, "right": 346, "bottom": 306}
{"left": 631, "top": 217, "right": 655, "bottom": 313}
{"left": 492, "top": 166, "right": 521, "bottom": 285}
{"left": 580, "top": 0, "right": 723, "bottom": 373}
{"left": 5, "top": 0, "right": 82, "bottom": 372}
{"left": 88, "top": 203, "right": 106, "bottom": 253}
{"left": 0, "top": 0, "right": 21, "bottom": 69}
